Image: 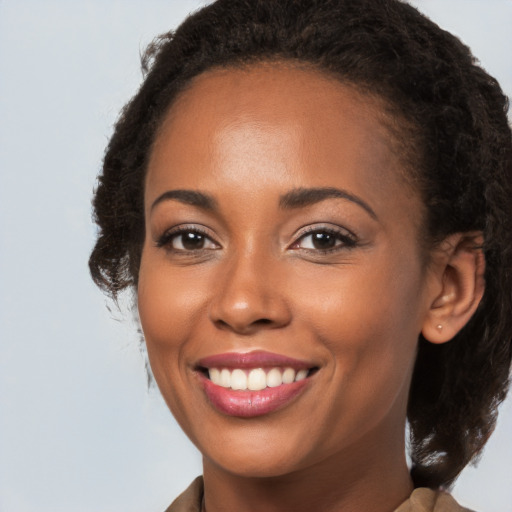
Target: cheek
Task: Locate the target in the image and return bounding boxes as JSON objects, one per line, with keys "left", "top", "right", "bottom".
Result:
{"left": 138, "top": 246, "right": 208, "bottom": 330}
{"left": 296, "top": 256, "right": 423, "bottom": 384}
{"left": 298, "top": 254, "right": 422, "bottom": 331}
{"left": 137, "top": 251, "right": 208, "bottom": 429}
{"left": 137, "top": 250, "right": 205, "bottom": 376}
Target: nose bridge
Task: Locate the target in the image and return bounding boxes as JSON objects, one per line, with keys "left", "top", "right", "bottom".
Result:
{"left": 208, "top": 240, "right": 290, "bottom": 333}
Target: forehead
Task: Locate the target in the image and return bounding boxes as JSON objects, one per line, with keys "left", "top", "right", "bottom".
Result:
{"left": 146, "top": 63, "right": 421, "bottom": 225}
{"left": 154, "top": 63, "right": 396, "bottom": 165}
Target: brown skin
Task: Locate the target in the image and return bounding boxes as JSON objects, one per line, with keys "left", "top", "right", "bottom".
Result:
{"left": 138, "top": 64, "right": 484, "bottom": 512}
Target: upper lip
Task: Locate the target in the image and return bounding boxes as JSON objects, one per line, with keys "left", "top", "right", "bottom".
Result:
{"left": 196, "top": 350, "right": 314, "bottom": 370}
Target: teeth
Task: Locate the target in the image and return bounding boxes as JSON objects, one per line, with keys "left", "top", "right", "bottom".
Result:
{"left": 266, "top": 368, "right": 283, "bottom": 388}
{"left": 282, "top": 367, "right": 296, "bottom": 384}
{"left": 219, "top": 369, "right": 231, "bottom": 388}
{"left": 207, "top": 367, "right": 310, "bottom": 390}
{"left": 231, "top": 369, "right": 247, "bottom": 390}
{"left": 295, "top": 369, "right": 308, "bottom": 381}
{"left": 209, "top": 368, "right": 221, "bottom": 385}
{"left": 247, "top": 368, "right": 267, "bottom": 391}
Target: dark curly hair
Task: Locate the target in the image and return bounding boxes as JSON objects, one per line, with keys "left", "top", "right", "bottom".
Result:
{"left": 89, "top": 0, "right": 512, "bottom": 490}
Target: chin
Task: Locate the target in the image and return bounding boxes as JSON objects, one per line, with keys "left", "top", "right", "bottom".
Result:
{"left": 207, "top": 451, "right": 306, "bottom": 479}
{"left": 196, "top": 419, "right": 320, "bottom": 479}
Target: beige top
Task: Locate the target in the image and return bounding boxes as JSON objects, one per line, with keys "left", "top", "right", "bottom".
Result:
{"left": 164, "top": 477, "right": 474, "bottom": 512}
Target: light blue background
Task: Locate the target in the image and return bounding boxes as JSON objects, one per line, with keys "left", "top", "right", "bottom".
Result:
{"left": 1, "top": 1, "right": 511, "bottom": 511}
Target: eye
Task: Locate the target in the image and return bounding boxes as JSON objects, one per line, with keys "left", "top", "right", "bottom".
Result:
{"left": 291, "top": 227, "right": 357, "bottom": 252}
{"left": 157, "top": 227, "right": 219, "bottom": 252}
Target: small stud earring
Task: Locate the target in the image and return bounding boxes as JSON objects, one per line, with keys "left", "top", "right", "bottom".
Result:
{"left": 436, "top": 324, "right": 443, "bottom": 331}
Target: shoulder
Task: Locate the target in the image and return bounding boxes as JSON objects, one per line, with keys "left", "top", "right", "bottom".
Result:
{"left": 164, "top": 479, "right": 475, "bottom": 512}
{"left": 395, "top": 488, "right": 475, "bottom": 512}
{"left": 164, "top": 476, "right": 204, "bottom": 512}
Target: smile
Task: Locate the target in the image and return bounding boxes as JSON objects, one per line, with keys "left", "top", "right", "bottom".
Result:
{"left": 196, "top": 351, "right": 317, "bottom": 417}
{"left": 208, "top": 367, "right": 310, "bottom": 390}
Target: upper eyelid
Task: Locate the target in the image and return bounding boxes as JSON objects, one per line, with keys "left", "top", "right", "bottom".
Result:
{"left": 293, "top": 223, "right": 357, "bottom": 240}
{"left": 156, "top": 224, "right": 220, "bottom": 247}
{"left": 159, "top": 224, "right": 215, "bottom": 236}
{"left": 289, "top": 224, "right": 359, "bottom": 250}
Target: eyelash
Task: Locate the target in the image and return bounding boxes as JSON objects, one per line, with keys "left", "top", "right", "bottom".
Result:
{"left": 290, "top": 226, "right": 358, "bottom": 253}
{"left": 156, "top": 226, "right": 219, "bottom": 253}
{"left": 156, "top": 225, "right": 358, "bottom": 255}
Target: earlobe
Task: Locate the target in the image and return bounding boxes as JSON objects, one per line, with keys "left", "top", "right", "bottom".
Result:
{"left": 422, "top": 232, "right": 485, "bottom": 344}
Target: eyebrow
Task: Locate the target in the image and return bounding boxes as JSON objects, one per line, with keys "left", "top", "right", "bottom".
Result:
{"left": 279, "top": 187, "right": 377, "bottom": 220}
{"left": 151, "top": 189, "right": 218, "bottom": 212}
{"left": 151, "top": 186, "right": 377, "bottom": 220}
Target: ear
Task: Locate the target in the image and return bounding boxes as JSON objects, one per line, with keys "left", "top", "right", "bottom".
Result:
{"left": 422, "top": 232, "right": 485, "bottom": 344}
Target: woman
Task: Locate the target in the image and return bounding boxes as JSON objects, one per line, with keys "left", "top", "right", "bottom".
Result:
{"left": 89, "top": 0, "right": 512, "bottom": 510}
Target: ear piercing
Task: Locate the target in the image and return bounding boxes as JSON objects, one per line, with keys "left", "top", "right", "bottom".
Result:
{"left": 436, "top": 324, "right": 443, "bottom": 331}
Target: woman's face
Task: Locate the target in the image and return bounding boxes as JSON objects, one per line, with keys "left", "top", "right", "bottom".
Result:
{"left": 138, "top": 64, "right": 436, "bottom": 478}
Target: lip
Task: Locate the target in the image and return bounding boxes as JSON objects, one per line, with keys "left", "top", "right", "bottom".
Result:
{"left": 195, "top": 350, "right": 316, "bottom": 418}
{"left": 196, "top": 350, "right": 312, "bottom": 370}
{"left": 199, "top": 372, "right": 311, "bottom": 417}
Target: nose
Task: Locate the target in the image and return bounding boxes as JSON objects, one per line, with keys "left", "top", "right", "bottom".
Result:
{"left": 208, "top": 249, "right": 292, "bottom": 335}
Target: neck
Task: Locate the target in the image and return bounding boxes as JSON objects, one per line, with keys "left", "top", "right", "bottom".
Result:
{"left": 202, "top": 426, "right": 413, "bottom": 512}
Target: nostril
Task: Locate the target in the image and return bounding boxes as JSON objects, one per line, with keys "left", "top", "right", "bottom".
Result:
{"left": 214, "top": 319, "right": 231, "bottom": 330}
{"left": 213, "top": 316, "right": 276, "bottom": 333}
{"left": 254, "top": 318, "right": 272, "bottom": 326}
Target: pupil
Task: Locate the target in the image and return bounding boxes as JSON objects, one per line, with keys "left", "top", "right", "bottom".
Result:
{"left": 312, "top": 232, "right": 335, "bottom": 249}
{"left": 182, "top": 232, "right": 205, "bottom": 250}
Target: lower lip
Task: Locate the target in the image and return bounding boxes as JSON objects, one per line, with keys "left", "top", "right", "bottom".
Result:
{"left": 199, "top": 373, "right": 310, "bottom": 418}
